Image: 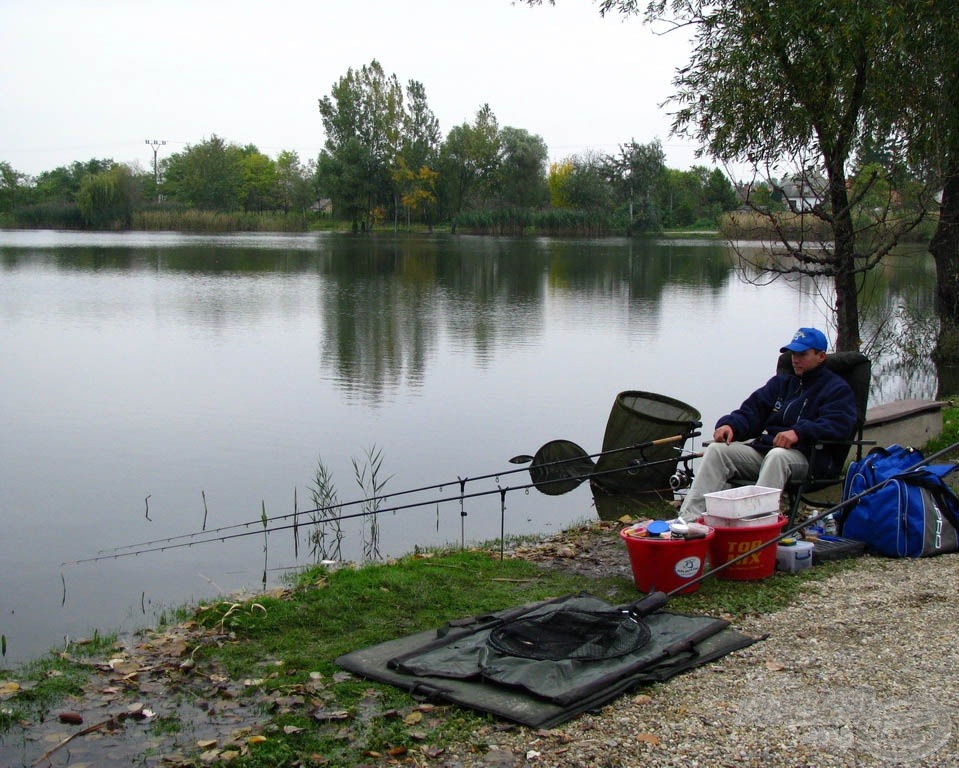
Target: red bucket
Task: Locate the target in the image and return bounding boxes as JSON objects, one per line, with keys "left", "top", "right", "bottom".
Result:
{"left": 703, "top": 515, "right": 787, "bottom": 580}
{"left": 620, "top": 525, "right": 715, "bottom": 594}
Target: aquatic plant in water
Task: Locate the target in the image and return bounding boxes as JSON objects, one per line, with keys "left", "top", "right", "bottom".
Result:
{"left": 307, "top": 446, "right": 392, "bottom": 563}
{"left": 308, "top": 458, "right": 343, "bottom": 563}
{"left": 354, "top": 446, "right": 392, "bottom": 562}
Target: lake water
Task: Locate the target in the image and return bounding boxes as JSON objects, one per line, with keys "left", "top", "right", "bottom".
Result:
{"left": 0, "top": 230, "right": 936, "bottom": 664}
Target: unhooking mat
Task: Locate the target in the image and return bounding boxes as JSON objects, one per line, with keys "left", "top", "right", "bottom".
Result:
{"left": 335, "top": 593, "right": 759, "bottom": 729}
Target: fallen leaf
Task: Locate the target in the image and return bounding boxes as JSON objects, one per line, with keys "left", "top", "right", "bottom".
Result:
{"left": 248, "top": 734, "right": 268, "bottom": 745}
{"left": 636, "top": 733, "right": 661, "bottom": 745}
{"left": 283, "top": 725, "right": 303, "bottom": 735}
{"left": 197, "top": 739, "right": 218, "bottom": 749}
{"left": 0, "top": 681, "right": 20, "bottom": 697}
{"left": 403, "top": 711, "right": 423, "bottom": 725}
{"left": 765, "top": 660, "right": 787, "bottom": 671}
{"left": 387, "top": 746, "right": 408, "bottom": 757}
{"left": 632, "top": 694, "right": 652, "bottom": 705}
{"left": 312, "top": 708, "right": 351, "bottom": 722}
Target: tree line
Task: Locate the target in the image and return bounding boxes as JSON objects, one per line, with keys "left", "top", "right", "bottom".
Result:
{"left": 0, "top": 59, "right": 740, "bottom": 235}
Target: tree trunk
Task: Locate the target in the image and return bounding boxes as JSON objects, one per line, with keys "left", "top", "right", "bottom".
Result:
{"left": 931, "top": 163, "right": 959, "bottom": 365}
{"left": 833, "top": 262, "right": 860, "bottom": 351}
{"left": 827, "top": 166, "right": 861, "bottom": 351}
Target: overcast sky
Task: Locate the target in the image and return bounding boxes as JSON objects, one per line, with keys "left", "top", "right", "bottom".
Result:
{"left": 1, "top": 0, "right": 703, "bottom": 178}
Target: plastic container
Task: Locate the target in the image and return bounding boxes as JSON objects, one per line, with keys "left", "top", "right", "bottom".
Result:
{"left": 620, "top": 524, "right": 715, "bottom": 594}
{"left": 776, "top": 540, "right": 814, "bottom": 573}
{"left": 703, "top": 512, "right": 779, "bottom": 529}
{"left": 703, "top": 514, "right": 787, "bottom": 581}
{"left": 704, "top": 485, "right": 782, "bottom": 519}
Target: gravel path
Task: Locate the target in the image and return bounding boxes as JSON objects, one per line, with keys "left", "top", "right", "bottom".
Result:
{"left": 443, "top": 539, "right": 959, "bottom": 768}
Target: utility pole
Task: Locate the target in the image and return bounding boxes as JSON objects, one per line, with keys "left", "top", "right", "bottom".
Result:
{"left": 145, "top": 139, "right": 166, "bottom": 201}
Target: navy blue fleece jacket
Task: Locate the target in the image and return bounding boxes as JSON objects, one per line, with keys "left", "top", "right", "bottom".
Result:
{"left": 716, "top": 364, "right": 858, "bottom": 476}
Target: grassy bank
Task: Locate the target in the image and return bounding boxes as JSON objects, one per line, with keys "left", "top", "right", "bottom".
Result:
{"left": 0, "top": 543, "right": 859, "bottom": 767}
{"left": 2, "top": 400, "right": 957, "bottom": 766}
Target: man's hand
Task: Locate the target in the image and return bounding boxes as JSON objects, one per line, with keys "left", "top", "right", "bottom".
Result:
{"left": 713, "top": 425, "right": 735, "bottom": 443}
{"left": 773, "top": 429, "right": 799, "bottom": 449}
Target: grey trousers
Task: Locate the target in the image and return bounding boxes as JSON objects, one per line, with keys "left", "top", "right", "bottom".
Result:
{"left": 678, "top": 441, "right": 809, "bottom": 521}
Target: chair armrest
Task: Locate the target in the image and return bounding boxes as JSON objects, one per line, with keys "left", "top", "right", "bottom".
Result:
{"left": 806, "top": 438, "right": 876, "bottom": 481}
{"left": 811, "top": 438, "right": 876, "bottom": 449}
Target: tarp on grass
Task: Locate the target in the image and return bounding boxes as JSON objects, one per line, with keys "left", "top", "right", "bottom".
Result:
{"left": 335, "top": 593, "right": 758, "bottom": 729}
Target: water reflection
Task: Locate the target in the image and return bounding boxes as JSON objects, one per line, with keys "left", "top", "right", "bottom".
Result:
{"left": 1, "top": 232, "right": 938, "bottom": 406}
{"left": 310, "top": 236, "right": 740, "bottom": 398}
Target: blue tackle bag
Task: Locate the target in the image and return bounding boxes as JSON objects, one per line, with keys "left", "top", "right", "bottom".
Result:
{"left": 839, "top": 445, "right": 959, "bottom": 557}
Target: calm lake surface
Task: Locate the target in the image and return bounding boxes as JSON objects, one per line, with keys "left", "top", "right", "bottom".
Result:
{"left": 0, "top": 230, "right": 936, "bottom": 664}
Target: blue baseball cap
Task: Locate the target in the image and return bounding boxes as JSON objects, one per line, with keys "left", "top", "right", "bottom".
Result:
{"left": 780, "top": 327, "right": 828, "bottom": 353}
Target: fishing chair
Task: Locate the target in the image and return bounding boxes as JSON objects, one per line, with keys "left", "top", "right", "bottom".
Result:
{"left": 763, "top": 350, "right": 873, "bottom": 525}
{"left": 718, "top": 351, "right": 872, "bottom": 524}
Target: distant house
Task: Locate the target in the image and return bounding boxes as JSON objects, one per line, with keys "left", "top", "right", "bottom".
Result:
{"left": 780, "top": 175, "right": 826, "bottom": 212}
{"left": 310, "top": 198, "right": 333, "bottom": 215}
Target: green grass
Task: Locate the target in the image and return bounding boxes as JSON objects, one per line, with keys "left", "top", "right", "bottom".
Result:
{"left": 917, "top": 396, "right": 959, "bottom": 457}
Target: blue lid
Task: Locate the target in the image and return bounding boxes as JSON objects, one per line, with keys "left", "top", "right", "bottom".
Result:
{"left": 646, "top": 520, "right": 670, "bottom": 536}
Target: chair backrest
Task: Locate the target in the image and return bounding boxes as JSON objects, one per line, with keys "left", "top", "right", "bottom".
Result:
{"left": 776, "top": 350, "right": 872, "bottom": 469}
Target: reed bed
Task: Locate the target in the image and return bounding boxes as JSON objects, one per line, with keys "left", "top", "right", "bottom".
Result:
{"left": 133, "top": 209, "right": 311, "bottom": 233}
{"left": 720, "top": 208, "right": 937, "bottom": 243}
{"left": 719, "top": 210, "right": 834, "bottom": 242}
{"left": 454, "top": 207, "right": 615, "bottom": 237}
{"left": 10, "top": 202, "right": 84, "bottom": 229}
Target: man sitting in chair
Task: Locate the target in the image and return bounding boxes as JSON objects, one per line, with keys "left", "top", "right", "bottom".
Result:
{"left": 679, "top": 327, "right": 858, "bottom": 522}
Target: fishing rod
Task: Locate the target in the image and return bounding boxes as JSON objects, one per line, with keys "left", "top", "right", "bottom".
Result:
{"left": 64, "top": 442, "right": 701, "bottom": 566}
{"left": 624, "top": 440, "right": 959, "bottom": 619}
{"left": 94, "top": 433, "right": 699, "bottom": 558}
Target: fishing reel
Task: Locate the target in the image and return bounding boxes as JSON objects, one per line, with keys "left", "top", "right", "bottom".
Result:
{"left": 668, "top": 468, "right": 693, "bottom": 490}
